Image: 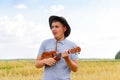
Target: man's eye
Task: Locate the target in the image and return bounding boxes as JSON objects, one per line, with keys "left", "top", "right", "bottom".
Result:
{"left": 51, "top": 26, "right": 59, "bottom": 29}
{"left": 55, "top": 26, "right": 59, "bottom": 28}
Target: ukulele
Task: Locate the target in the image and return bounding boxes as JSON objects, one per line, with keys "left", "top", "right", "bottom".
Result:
{"left": 41, "top": 46, "right": 81, "bottom": 61}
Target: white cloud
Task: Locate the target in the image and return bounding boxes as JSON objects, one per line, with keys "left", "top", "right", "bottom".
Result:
{"left": 0, "top": 14, "right": 52, "bottom": 41}
{"left": 14, "top": 4, "right": 27, "bottom": 9}
{"left": 50, "top": 5, "right": 64, "bottom": 13}
{"left": 0, "top": 14, "right": 25, "bottom": 37}
{"left": 0, "top": 14, "right": 52, "bottom": 59}
{"left": 65, "top": 3, "right": 120, "bottom": 59}
{"left": 15, "top": 14, "right": 24, "bottom": 20}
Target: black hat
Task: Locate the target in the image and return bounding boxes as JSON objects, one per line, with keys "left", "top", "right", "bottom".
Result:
{"left": 49, "top": 15, "right": 71, "bottom": 37}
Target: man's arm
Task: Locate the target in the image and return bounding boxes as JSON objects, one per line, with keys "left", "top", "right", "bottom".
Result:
{"left": 35, "top": 56, "right": 56, "bottom": 68}
{"left": 62, "top": 50, "right": 78, "bottom": 72}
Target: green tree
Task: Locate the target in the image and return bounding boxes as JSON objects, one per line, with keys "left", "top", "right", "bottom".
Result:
{"left": 115, "top": 50, "right": 120, "bottom": 59}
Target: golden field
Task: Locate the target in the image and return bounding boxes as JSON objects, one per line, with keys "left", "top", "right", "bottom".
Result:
{"left": 0, "top": 59, "right": 120, "bottom": 80}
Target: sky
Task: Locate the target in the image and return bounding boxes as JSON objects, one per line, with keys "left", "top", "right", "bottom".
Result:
{"left": 0, "top": 0, "right": 120, "bottom": 59}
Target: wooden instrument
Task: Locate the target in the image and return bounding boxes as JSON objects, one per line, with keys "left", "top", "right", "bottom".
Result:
{"left": 41, "top": 46, "right": 81, "bottom": 61}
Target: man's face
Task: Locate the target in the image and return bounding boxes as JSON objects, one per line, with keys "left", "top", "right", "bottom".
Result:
{"left": 51, "top": 21, "right": 66, "bottom": 39}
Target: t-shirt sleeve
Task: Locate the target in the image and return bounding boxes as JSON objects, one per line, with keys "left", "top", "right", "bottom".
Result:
{"left": 37, "top": 40, "right": 46, "bottom": 56}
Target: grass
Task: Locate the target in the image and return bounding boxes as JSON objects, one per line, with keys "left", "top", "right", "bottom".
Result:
{"left": 0, "top": 59, "right": 120, "bottom": 80}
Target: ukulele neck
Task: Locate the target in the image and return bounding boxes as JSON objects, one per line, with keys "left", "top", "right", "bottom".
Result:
{"left": 55, "top": 51, "right": 70, "bottom": 58}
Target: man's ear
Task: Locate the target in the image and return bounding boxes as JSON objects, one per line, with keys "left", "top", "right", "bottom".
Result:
{"left": 64, "top": 26, "right": 67, "bottom": 32}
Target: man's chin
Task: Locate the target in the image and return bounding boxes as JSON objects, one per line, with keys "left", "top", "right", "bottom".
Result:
{"left": 54, "top": 36, "right": 59, "bottom": 40}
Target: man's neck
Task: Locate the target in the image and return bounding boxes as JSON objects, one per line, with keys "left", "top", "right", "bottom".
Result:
{"left": 56, "top": 36, "right": 65, "bottom": 41}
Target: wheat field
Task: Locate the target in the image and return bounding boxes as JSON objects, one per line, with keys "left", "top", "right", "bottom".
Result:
{"left": 0, "top": 59, "right": 120, "bottom": 80}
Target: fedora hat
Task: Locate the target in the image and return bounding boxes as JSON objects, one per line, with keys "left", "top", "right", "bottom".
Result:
{"left": 49, "top": 15, "right": 71, "bottom": 37}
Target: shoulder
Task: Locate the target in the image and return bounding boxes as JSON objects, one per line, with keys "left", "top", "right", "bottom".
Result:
{"left": 41, "top": 38, "right": 55, "bottom": 45}
{"left": 65, "top": 39, "right": 77, "bottom": 47}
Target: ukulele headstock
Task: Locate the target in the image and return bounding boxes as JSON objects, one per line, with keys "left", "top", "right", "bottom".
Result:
{"left": 70, "top": 46, "right": 81, "bottom": 54}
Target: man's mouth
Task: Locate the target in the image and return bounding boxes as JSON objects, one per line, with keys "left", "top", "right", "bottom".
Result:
{"left": 53, "top": 32, "right": 57, "bottom": 35}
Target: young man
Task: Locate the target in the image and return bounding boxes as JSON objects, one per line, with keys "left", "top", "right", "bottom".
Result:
{"left": 35, "top": 15, "right": 79, "bottom": 80}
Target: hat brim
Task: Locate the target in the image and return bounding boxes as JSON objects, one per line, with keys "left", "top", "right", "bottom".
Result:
{"left": 49, "top": 15, "right": 71, "bottom": 37}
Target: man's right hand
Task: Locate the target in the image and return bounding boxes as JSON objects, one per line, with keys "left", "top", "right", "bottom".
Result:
{"left": 43, "top": 58, "right": 56, "bottom": 67}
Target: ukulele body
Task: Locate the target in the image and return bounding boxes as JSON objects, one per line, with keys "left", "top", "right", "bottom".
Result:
{"left": 41, "top": 51, "right": 61, "bottom": 61}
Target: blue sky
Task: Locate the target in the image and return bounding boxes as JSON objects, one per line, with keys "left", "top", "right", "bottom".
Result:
{"left": 0, "top": 0, "right": 120, "bottom": 59}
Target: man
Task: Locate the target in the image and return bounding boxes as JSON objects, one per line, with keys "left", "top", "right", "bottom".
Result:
{"left": 35, "top": 15, "right": 79, "bottom": 80}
